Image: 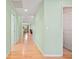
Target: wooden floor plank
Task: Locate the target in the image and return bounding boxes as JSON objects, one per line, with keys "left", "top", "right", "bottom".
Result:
{"left": 7, "top": 33, "right": 72, "bottom": 59}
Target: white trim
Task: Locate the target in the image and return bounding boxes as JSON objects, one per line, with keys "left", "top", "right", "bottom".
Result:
{"left": 34, "top": 41, "right": 63, "bottom": 57}
{"left": 33, "top": 39, "right": 63, "bottom": 57}
{"left": 63, "top": 5, "right": 72, "bottom": 7}
{"left": 44, "top": 54, "right": 63, "bottom": 57}
{"left": 33, "top": 40, "right": 44, "bottom": 54}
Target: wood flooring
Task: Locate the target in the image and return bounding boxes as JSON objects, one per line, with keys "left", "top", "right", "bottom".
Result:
{"left": 7, "top": 33, "right": 72, "bottom": 59}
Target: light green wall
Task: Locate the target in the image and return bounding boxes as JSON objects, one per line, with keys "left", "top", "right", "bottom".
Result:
{"left": 16, "top": 15, "right": 22, "bottom": 42}
{"left": 33, "top": 0, "right": 63, "bottom": 55}
{"left": 32, "top": 3, "right": 44, "bottom": 53}
{"left": 63, "top": 0, "right": 72, "bottom": 6}
{"left": 43, "top": 0, "right": 63, "bottom": 55}
{"left": 6, "top": 1, "right": 11, "bottom": 56}
{"left": 6, "top": 0, "right": 22, "bottom": 56}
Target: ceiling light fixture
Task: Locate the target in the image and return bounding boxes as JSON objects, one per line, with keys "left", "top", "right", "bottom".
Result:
{"left": 24, "top": 9, "right": 28, "bottom": 12}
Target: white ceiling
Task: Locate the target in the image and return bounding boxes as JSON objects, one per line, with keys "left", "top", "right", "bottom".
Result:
{"left": 11, "top": 0, "right": 42, "bottom": 23}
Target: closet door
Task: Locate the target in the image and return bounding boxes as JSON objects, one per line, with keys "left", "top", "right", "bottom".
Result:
{"left": 63, "top": 7, "right": 72, "bottom": 50}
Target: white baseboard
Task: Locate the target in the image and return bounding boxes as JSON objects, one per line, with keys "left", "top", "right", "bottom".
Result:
{"left": 44, "top": 54, "right": 63, "bottom": 57}
{"left": 33, "top": 40, "right": 63, "bottom": 57}
{"left": 33, "top": 40, "right": 44, "bottom": 54}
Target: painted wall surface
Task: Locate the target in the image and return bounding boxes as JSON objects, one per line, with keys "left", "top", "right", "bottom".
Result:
{"left": 33, "top": 0, "right": 63, "bottom": 55}
{"left": 32, "top": 3, "right": 44, "bottom": 53}
{"left": 16, "top": 15, "right": 22, "bottom": 42}
{"left": 43, "top": 0, "right": 63, "bottom": 55}
{"left": 6, "top": 1, "right": 22, "bottom": 56}
{"left": 6, "top": 1, "right": 11, "bottom": 56}
{"left": 63, "top": 0, "right": 72, "bottom": 6}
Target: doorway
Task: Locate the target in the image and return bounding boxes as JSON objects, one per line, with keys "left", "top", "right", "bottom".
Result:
{"left": 63, "top": 7, "right": 72, "bottom": 51}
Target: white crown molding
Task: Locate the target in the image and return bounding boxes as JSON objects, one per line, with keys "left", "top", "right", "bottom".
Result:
{"left": 63, "top": 5, "right": 72, "bottom": 8}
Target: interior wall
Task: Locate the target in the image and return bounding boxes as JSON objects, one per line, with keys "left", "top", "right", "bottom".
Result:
{"left": 32, "top": 2, "right": 44, "bottom": 53}
{"left": 33, "top": 0, "right": 63, "bottom": 56}
{"left": 63, "top": 0, "right": 72, "bottom": 6}
{"left": 43, "top": 0, "right": 63, "bottom": 55}
{"left": 63, "top": 7, "right": 72, "bottom": 50}
{"left": 6, "top": 1, "right": 11, "bottom": 56}
{"left": 16, "top": 15, "right": 22, "bottom": 42}
{"left": 6, "top": 0, "right": 22, "bottom": 56}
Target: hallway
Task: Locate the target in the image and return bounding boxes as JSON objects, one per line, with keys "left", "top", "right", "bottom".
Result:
{"left": 7, "top": 33, "right": 72, "bottom": 59}
{"left": 7, "top": 33, "right": 44, "bottom": 59}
